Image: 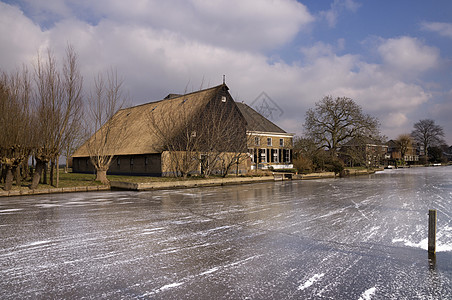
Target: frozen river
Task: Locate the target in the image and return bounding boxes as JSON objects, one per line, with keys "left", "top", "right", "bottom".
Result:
{"left": 1, "top": 167, "right": 451, "bottom": 299}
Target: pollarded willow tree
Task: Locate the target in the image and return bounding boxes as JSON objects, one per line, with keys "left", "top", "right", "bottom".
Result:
{"left": 0, "top": 68, "right": 34, "bottom": 191}
{"left": 85, "top": 69, "right": 128, "bottom": 184}
{"left": 304, "top": 96, "right": 380, "bottom": 157}
{"left": 31, "top": 45, "right": 84, "bottom": 189}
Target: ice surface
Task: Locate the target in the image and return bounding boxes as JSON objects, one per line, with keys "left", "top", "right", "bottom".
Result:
{"left": 1, "top": 167, "right": 451, "bottom": 299}
{"left": 298, "top": 273, "right": 324, "bottom": 291}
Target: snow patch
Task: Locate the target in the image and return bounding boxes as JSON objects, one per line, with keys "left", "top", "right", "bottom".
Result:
{"left": 392, "top": 238, "right": 427, "bottom": 250}
{"left": 160, "top": 282, "right": 183, "bottom": 290}
{"left": 392, "top": 237, "right": 452, "bottom": 252}
{"left": 24, "top": 240, "right": 52, "bottom": 247}
{"left": 142, "top": 281, "right": 184, "bottom": 297}
{"left": 35, "top": 204, "right": 61, "bottom": 208}
{"left": 298, "top": 273, "right": 324, "bottom": 291}
{"left": 0, "top": 208, "right": 23, "bottom": 213}
{"left": 200, "top": 267, "right": 219, "bottom": 276}
{"left": 358, "top": 287, "right": 377, "bottom": 300}
{"left": 142, "top": 227, "right": 165, "bottom": 235}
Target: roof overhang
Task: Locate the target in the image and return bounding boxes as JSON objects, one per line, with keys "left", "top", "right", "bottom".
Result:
{"left": 246, "top": 131, "right": 294, "bottom": 138}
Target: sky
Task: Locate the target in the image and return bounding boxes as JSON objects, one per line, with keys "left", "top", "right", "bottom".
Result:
{"left": 1, "top": 0, "right": 451, "bottom": 144}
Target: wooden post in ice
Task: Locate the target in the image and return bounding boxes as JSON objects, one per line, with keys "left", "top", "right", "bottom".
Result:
{"left": 428, "top": 209, "right": 437, "bottom": 254}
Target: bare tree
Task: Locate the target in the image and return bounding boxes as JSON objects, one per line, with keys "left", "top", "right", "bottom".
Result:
{"left": 31, "top": 49, "right": 61, "bottom": 189}
{"left": 147, "top": 98, "right": 200, "bottom": 178}
{"left": 30, "top": 46, "right": 83, "bottom": 189}
{"left": 304, "top": 96, "right": 380, "bottom": 157}
{"left": 147, "top": 88, "right": 247, "bottom": 178}
{"left": 0, "top": 68, "right": 34, "bottom": 191}
{"left": 85, "top": 69, "right": 127, "bottom": 184}
{"left": 62, "top": 122, "right": 85, "bottom": 173}
{"left": 193, "top": 97, "right": 247, "bottom": 177}
{"left": 59, "top": 45, "right": 84, "bottom": 177}
{"left": 396, "top": 134, "right": 413, "bottom": 163}
{"left": 411, "top": 119, "right": 445, "bottom": 159}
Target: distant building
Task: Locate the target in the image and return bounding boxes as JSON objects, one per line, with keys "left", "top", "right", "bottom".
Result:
{"left": 340, "top": 137, "right": 388, "bottom": 168}
{"left": 386, "top": 139, "right": 419, "bottom": 165}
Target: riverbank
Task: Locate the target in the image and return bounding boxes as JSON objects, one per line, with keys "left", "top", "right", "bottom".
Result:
{"left": 0, "top": 168, "right": 380, "bottom": 197}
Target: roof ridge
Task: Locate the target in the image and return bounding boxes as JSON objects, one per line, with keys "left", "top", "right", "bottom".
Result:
{"left": 120, "top": 84, "right": 226, "bottom": 112}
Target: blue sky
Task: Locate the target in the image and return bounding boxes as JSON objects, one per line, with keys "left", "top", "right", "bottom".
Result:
{"left": 1, "top": 0, "right": 451, "bottom": 144}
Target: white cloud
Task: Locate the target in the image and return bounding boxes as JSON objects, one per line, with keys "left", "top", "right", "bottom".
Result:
{"left": 421, "top": 22, "right": 452, "bottom": 39}
{"left": 319, "top": 0, "right": 361, "bottom": 27}
{"left": 0, "top": 3, "right": 46, "bottom": 70}
{"left": 377, "top": 36, "right": 440, "bottom": 74}
{"left": 0, "top": 1, "right": 447, "bottom": 142}
{"left": 12, "top": 0, "right": 314, "bottom": 52}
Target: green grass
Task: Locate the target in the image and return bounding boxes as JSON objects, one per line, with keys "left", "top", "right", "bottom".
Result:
{"left": 1, "top": 171, "right": 103, "bottom": 191}
{"left": 1, "top": 169, "right": 261, "bottom": 191}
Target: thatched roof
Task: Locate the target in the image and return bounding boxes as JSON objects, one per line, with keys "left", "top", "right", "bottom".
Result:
{"left": 235, "top": 102, "right": 287, "bottom": 134}
{"left": 73, "top": 84, "right": 227, "bottom": 157}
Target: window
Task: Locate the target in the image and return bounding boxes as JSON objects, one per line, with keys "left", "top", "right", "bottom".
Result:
{"left": 145, "top": 157, "right": 148, "bottom": 165}
{"left": 267, "top": 138, "right": 272, "bottom": 146}
{"left": 221, "top": 96, "right": 227, "bottom": 102}
{"left": 273, "top": 149, "right": 279, "bottom": 163}
{"left": 117, "top": 158, "right": 120, "bottom": 166}
{"left": 259, "top": 149, "right": 266, "bottom": 163}
{"left": 284, "top": 149, "right": 291, "bottom": 163}
{"left": 280, "top": 138, "right": 284, "bottom": 147}
{"left": 130, "top": 158, "right": 134, "bottom": 165}
{"left": 248, "top": 149, "right": 254, "bottom": 163}
{"left": 254, "top": 137, "right": 260, "bottom": 146}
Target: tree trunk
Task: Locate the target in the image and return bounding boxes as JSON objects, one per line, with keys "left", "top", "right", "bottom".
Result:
{"left": 22, "top": 160, "right": 29, "bottom": 180}
{"left": 30, "top": 160, "right": 45, "bottom": 189}
{"left": 4, "top": 166, "right": 13, "bottom": 191}
{"left": 95, "top": 167, "right": 109, "bottom": 184}
{"left": 43, "top": 163, "right": 48, "bottom": 184}
{"left": 14, "top": 166, "right": 21, "bottom": 187}
{"left": 50, "top": 160, "right": 55, "bottom": 187}
{"left": 0, "top": 165, "right": 5, "bottom": 183}
{"left": 56, "top": 156, "right": 60, "bottom": 188}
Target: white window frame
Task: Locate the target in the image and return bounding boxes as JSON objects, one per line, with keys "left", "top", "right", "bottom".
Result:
{"left": 267, "top": 138, "right": 272, "bottom": 146}
{"left": 260, "top": 149, "right": 266, "bottom": 163}
{"left": 273, "top": 149, "right": 279, "bottom": 163}
{"left": 284, "top": 149, "right": 290, "bottom": 163}
{"left": 280, "top": 138, "right": 284, "bottom": 147}
{"left": 255, "top": 137, "right": 260, "bottom": 146}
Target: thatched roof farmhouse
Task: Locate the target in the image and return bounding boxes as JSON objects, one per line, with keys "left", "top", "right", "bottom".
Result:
{"left": 72, "top": 84, "right": 293, "bottom": 176}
